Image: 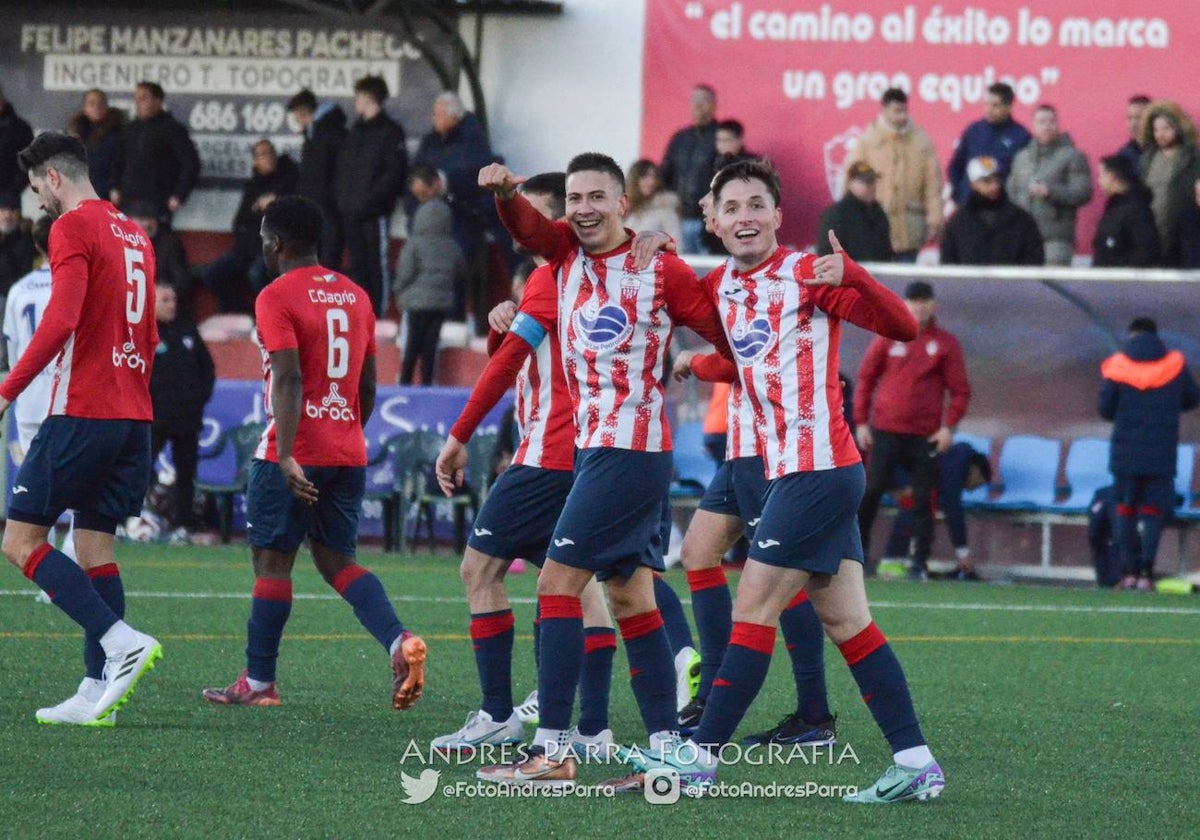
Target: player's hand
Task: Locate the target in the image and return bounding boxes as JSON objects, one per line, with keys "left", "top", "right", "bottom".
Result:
{"left": 436, "top": 437, "right": 468, "bottom": 497}
{"left": 808, "top": 231, "right": 846, "bottom": 286}
{"left": 928, "top": 425, "right": 954, "bottom": 454}
{"left": 279, "top": 456, "right": 318, "bottom": 505}
{"left": 630, "top": 230, "right": 676, "bottom": 271}
{"left": 855, "top": 425, "right": 873, "bottom": 452}
{"left": 488, "top": 300, "right": 518, "bottom": 334}
{"left": 478, "top": 164, "right": 526, "bottom": 200}
{"left": 672, "top": 350, "right": 697, "bottom": 381}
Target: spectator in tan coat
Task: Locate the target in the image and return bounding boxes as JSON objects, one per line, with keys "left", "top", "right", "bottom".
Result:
{"left": 843, "top": 88, "right": 942, "bottom": 262}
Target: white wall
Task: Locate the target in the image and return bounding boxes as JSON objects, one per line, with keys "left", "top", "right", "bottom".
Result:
{"left": 460, "top": 0, "right": 646, "bottom": 175}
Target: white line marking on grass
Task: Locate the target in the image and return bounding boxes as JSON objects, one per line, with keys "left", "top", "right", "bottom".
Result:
{"left": 3, "top": 589, "right": 1200, "bottom": 616}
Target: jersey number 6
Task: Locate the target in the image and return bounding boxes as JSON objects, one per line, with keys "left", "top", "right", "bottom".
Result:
{"left": 326, "top": 308, "right": 349, "bottom": 378}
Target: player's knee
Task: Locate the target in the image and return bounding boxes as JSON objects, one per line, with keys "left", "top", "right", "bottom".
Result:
{"left": 1, "top": 529, "right": 37, "bottom": 569}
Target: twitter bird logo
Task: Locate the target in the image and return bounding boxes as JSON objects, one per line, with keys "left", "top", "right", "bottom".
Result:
{"left": 400, "top": 769, "right": 441, "bottom": 804}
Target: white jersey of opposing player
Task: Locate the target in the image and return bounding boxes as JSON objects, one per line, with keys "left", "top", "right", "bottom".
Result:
{"left": 3, "top": 266, "right": 55, "bottom": 450}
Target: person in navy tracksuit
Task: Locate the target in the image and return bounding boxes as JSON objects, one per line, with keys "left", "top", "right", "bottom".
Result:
{"left": 1099, "top": 317, "right": 1200, "bottom": 589}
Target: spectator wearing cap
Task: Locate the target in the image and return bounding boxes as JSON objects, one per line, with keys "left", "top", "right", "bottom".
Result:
{"left": 0, "top": 86, "right": 33, "bottom": 200}
{"left": 111, "top": 81, "right": 201, "bottom": 219}
{"left": 941, "top": 156, "right": 1044, "bottom": 265}
{"left": 1092, "top": 154, "right": 1161, "bottom": 268}
{"left": 854, "top": 281, "right": 971, "bottom": 580}
{"left": 1006, "top": 104, "right": 1093, "bottom": 266}
{"left": 125, "top": 200, "right": 195, "bottom": 316}
{"left": 1100, "top": 317, "right": 1199, "bottom": 590}
{"left": 0, "top": 192, "right": 34, "bottom": 300}
{"left": 815, "top": 161, "right": 893, "bottom": 261}
{"left": 843, "top": 87, "right": 943, "bottom": 261}
{"left": 947, "top": 82, "right": 1031, "bottom": 206}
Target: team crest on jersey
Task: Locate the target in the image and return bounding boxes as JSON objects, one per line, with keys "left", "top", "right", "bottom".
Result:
{"left": 731, "top": 317, "right": 776, "bottom": 365}
{"left": 312, "top": 273, "right": 337, "bottom": 283}
{"left": 572, "top": 300, "right": 632, "bottom": 351}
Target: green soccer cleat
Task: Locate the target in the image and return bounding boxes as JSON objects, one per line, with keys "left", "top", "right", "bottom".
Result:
{"left": 844, "top": 761, "right": 945, "bottom": 804}
{"left": 617, "top": 737, "right": 717, "bottom": 793}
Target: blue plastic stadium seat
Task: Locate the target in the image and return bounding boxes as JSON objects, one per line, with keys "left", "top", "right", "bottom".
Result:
{"left": 1056, "top": 437, "right": 1111, "bottom": 514}
{"left": 1174, "top": 444, "right": 1199, "bottom": 519}
{"left": 981, "top": 435, "right": 1061, "bottom": 510}
{"left": 670, "top": 421, "right": 716, "bottom": 498}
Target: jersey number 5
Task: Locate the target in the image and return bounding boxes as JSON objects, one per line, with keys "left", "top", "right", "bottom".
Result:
{"left": 125, "top": 248, "right": 147, "bottom": 324}
{"left": 326, "top": 308, "right": 349, "bottom": 378}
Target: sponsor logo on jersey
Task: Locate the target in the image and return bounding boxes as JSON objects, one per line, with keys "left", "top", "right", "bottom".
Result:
{"left": 571, "top": 300, "right": 632, "bottom": 352}
{"left": 308, "top": 287, "right": 358, "bottom": 306}
{"left": 112, "top": 329, "right": 148, "bottom": 373}
{"left": 305, "top": 382, "right": 356, "bottom": 422}
{"left": 731, "top": 317, "right": 776, "bottom": 365}
{"left": 109, "top": 223, "right": 148, "bottom": 248}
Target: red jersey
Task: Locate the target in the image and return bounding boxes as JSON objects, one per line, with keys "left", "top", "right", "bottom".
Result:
{"left": 254, "top": 267, "right": 376, "bottom": 467}
{"left": 0, "top": 200, "right": 157, "bottom": 420}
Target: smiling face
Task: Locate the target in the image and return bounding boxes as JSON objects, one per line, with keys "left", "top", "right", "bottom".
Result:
{"left": 565, "top": 169, "right": 628, "bottom": 254}
{"left": 713, "top": 177, "right": 781, "bottom": 270}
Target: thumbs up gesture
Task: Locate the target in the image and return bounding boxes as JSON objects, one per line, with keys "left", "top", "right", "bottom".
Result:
{"left": 808, "top": 230, "right": 846, "bottom": 287}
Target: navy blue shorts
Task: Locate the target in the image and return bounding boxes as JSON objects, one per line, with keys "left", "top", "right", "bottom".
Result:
{"left": 699, "top": 456, "right": 769, "bottom": 540}
{"left": 750, "top": 464, "right": 866, "bottom": 575}
{"left": 549, "top": 448, "right": 673, "bottom": 582}
{"left": 246, "top": 460, "right": 364, "bottom": 556}
{"left": 8, "top": 416, "right": 151, "bottom": 533}
{"left": 468, "top": 464, "right": 574, "bottom": 564}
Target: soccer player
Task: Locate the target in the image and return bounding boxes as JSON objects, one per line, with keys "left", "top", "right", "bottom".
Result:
{"left": 440, "top": 154, "right": 733, "bottom": 788}
{"left": 3, "top": 215, "right": 78, "bottom": 571}
{"left": 201, "top": 196, "right": 427, "bottom": 709}
{"left": 633, "top": 158, "right": 945, "bottom": 803}
{"left": 431, "top": 174, "right": 620, "bottom": 756}
{"left": 1, "top": 132, "right": 162, "bottom": 726}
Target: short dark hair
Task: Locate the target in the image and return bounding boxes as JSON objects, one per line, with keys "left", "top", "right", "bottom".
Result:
{"left": 1099, "top": 154, "right": 1137, "bottom": 186}
{"left": 1128, "top": 94, "right": 1151, "bottom": 107}
{"left": 286, "top": 89, "right": 317, "bottom": 113}
{"left": 881, "top": 87, "right": 908, "bottom": 106}
{"left": 1128, "top": 316, "right": 1158, "bottom": 335}
{"left": 520, "top": 171, "right": 567, "bottom": 220}
{"left": 136, "top": 81, "right": 165, "bottom": 101}
{"left": 262, "top": 195, "right": 323, "bottom": 254}
{"left": 18, "top": 132, "right": 89, "bottom": 179}
{"left": 566, "top": 153, "right": 625, "bottom": 193}
{"left": 354, "top": 75, "right": 389, "bottom": 105}
{"left": 988, "top": 83, "right": 1015, "bottom": 105}
{"left": 31, "top": 215, "right": 52, "bottom": 256}
{"left": 711, "top": 158, "right": 781, "bottom": 207}
{"left": 409, "top": 164, "right": 441, "bottom": 187}
{"left": 716, "top": 119, "right": 744, "bottom": 139}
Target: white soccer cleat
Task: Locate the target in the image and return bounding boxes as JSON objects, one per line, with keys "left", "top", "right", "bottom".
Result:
{"left": 514, "top": 690, "right": 539, "bottom": 724}
{"left": 91, "top": 631, "right": 163, "bottom": 723}
{"left": 36, "top": 680, "right": 116, "bottom": 727}
{"left": 431, "top": 709, "right": 524, "bottom": 752}
{"left": 570, "top": 727, "right": 617, "bottom": 762}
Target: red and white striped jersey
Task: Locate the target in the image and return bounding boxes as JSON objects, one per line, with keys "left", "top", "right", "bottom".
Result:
{"left": 725, "top": 382, "right": 759, "bottom": 460}
{"left": 699, "top": 246, "right": 916, "bottom": 478}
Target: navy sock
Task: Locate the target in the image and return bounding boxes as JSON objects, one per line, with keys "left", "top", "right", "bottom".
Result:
{"left": 779, "top": 590, "right": 830, "bottom": 722}
{"left": 246, "top": 577, "right": 292, "bottom": 683}
{"left": 618, "top": 610, "right": 677, "bottom": 736}
{"left": 693, "top": 622, "right": 774, "bottom": 750}
{"left": 470, "top": 610, "right": 515, "bottom": 721}
{"left": 686, "top": 567, "right": 732, "bottom": 700}
{"left": 333, "top": 565, "right": 404, "bottom": 651}
{"left": 532, "top": 600, "right": 541, "bottom": 669}
{"left": 537, "top": 595, "right": 583, "bottom": 730}
{"left": 653, "top": 574, "right": 694, "bottom": 653}
{"left": 578, "top": 627, "right": 616, "bottom": 736}
{"left": 26, "top": 546, "right": 118, "bottom": 639}
{"left": 84, "top": 564, "right": 126, "bottom": 680}
{"left": 840, "top": 622, "right": 925, "bottom": 753}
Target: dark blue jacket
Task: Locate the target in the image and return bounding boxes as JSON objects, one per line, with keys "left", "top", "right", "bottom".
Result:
{"left": 1099, "top": 333, "right": 1200, "bottom": 477}
{"left": 947, "top": 117, "right": 1031, "bottom": 204}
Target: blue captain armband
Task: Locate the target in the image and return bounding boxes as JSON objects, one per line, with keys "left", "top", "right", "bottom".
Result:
{"left": 510, "top": 312, "right": 547, "bottom": 349}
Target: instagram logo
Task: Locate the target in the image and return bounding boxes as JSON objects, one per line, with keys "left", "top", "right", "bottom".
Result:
{"left": 643, "top": 768, "right": 680, "bottom": 805}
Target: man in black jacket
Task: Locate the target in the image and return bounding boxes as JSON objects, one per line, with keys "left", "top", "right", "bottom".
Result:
{"left": 660, "top": 84, "right": 718, "bottom": 254}
{"left": 0, "top": 87, "right": 34, "bottom": 200}
{"left": 816, "top": 162, "right": 893, "bottom": 261}
{"left": 125, "top": 200, "right": 195, "bottom": 317}
{"left": 0, "top": 192, "right": 34, "bottom": 301}
{"left": 1099, "top": 317, "right": 1199, "bottom": 589}
{"left": 111, "top": 82, "right": 200, "bottom": 220}
{"left": 287, "top": 89, "right": 347, "bottom": 271}
{"left": 941, "top": 156, "right": 1044, "bottom": 266}
{"left": 203, "top": 140, "right": 299, "bottom": 312}
{"left": 150, "top": 283, "right": 216, "bottom": 543}
{"left": 335, "top": 75, "right": 409, "bottom": 315}
{"left": 1092, "top": 154, "right": 1161, "bottom": 268}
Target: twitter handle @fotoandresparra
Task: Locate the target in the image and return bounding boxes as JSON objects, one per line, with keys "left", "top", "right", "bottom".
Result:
{"left": 401, "top": 769, "right": 616, "bottom": 804}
